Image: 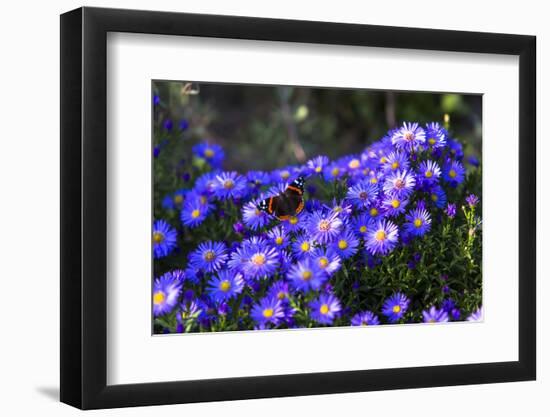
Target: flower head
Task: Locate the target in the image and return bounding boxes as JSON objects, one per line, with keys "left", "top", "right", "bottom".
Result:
{"left": 331, "top": 228, "right": 360, "bottom": 260}
{"left": 311, "top": 247, "right": 342, "bottom": 276}
{"left": 153, "top": 220, "right": 178, "bottom": 259}
{"left": 180, "top": 192, "right": 212, "bottom": 228}
{"left": 391, "top": 122, "right": 426, "bottom": 152}
{"left": 242, "top": 199, "right": 270, "bottom": 230}
{"left": 287, "top": 258, "right": 327, "bottom": 292}
{"left": 382, "top": 151, "right": 410, "bottom": 172}
{"left": 466, "top": 194, "right": 480, "bottom": 208}
{"left": 383, "top": 170, "right": 416, "bottom": 198}
{"left": 309, "top": 293, "right": 342, "bottom": 325}
{"left": 351, "top": 213, "right": 375, "bottom": 238}
{"left": 422, "top": 306, "right": 450, "bottom": 323}
{"left": 417, "top": 160, "right": 441, "bottom": 185}
{"left": 307, "top": 155, "right": 330, "bottom": 175}
{"left": 382, "top": 194, "right": 408, "bottom": 217}
{"left": 365, "top": 220, "right": 399, "bottom": 256}
{"left": 207, "top": 270, "right": 245, "bottom": 302}
{"left": 214, "top": 171, "right": 247, "bottom": 200}
{"left": 382, "top": 292, "right": 410, "bottom": 323}
{"left": 242, "top": 243, "right": 280, "bottom": 280}
{"left": 193, "top": 142, "right": 224, "bottom": 168}
{"left": 306, "top": 210, "right": 343, "bottom": 244}
{"left": 424, "top": 122, "right": 447, "bottom": 149}
{"left": 351, "top": 310, "right": 380, "bottom": 326}
{"left": 443, "top": 160, "right": 466, "bottom": 185}
{"left": 153, "top": 270, "right": 184, "bottom": 316}
{"left": 188, "top": 241, "right": 228, "bottom": 272}
{"left": 251, "top": 297, "right": 285, "bottom": 326}
{"left": 404, "top": 207, "right": 432, "bottom": 237}
{"left": 346, "top": 180, "right": 379, "bottom": 209}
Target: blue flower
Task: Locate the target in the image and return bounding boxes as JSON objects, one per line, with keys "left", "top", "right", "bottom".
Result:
{"left": 307, "top": 155, "right": 330, "bottom": 175}
{"left": 251, "top": 297, "right": 285, "bottom": 326}
{"left": 181, "top": 192, "right": 212, "bottom": 228}
{"left": 214, "top": 171, "right": 247, "bottom": 200}
{"left": 383, "top": 151, "right": 410, "bottom": 172}
{"left": 391, "top": 122, "right": 426, "bottom": 152}
{"left": 331, "top": 228, "right": 359, "bottom": 260}
{"left": 445, "top": 203, "right": 457, "bottom": 218}
{"left": 306, "top": 210, "right": 343, "bottom": 244}
{"left": 422, "top": 306, "right": 450, "bottom": 323}
{"left": 193, "top": 142, "right": 224, "bottom": 168}
{"left": 153, "top": 220, "right": 178, "bottom": 259}
{"left": 194, "top": 172, "right": 219, "bottom": 196}
{"left": 153, "top": 270, "right": 184, "bottom": 316}
{"left": 310, "top": 247, "right": 342, "bottom": 276}
{"left": 424, "top": 122, "right": 447, "bottom": 149}
{"left": 287, "top": 258, "right": 327, "bottom": 292}
{"left": 309, "top": 293, "right": 341, "bottom": 325}
{"left": 242, "top": 199, "right": 270, "bottom": 230}
{"left": 382, "top": 194, "right": 408, "bottom": 217}
{"left": 162, "top": 188, "right": 188, "bottom": 210}
{"left": 292, "top": 234, "right": 316, "bottom": 260}
{"left": 404, "top": 207, "right": 432, "bottom": 237}
{"left": 267, "top": 226, "right": 289, "bottom": 249}
{"left": 428, "top": 185, "right": 447, "bottom": 209}
{"left": 365, "top": 220, "right": 399, "bottom": 256}
{"left": 467, "top": 307, "right": 483, "bottom": 322}
{"left": 188, "top": 241, "right": 228, "bottom": 273}
{"left": 443, "top": 160, "right": 465, "bottom": 185}
{"left": 383, "top": 170, "right": 416, "bottom": 198}
{"left": 242, "top": 243, "right": 280, "bottom": 280}
{"left": 351, "top": 310, "right": 380, "bottom": 326}
{"left": 382, "top": 292, "right": 410, "bottom": 322}
{"left": 346, "top": 180, "right": 379, "bottom": 209}
{"left": 466, "top": 194, "right": 480, "bottom": 208}
{"left": 351, "top": 213, "right": 375, "bottom": 238}
{"left": 207, "top": 270, "right": 245, "bottom": 302}
{"left": 323, "top": 162, "right": 345, "bottom": 182}
{"left": 417, "top": 160, "right": 441, "bottom": 184}
{"left": 447, "top": 138, "right": 464, "bottom": 160}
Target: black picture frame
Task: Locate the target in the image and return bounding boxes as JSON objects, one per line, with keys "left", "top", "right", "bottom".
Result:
{"left": 60, "top": 6, "right": 536, "bottom": 410}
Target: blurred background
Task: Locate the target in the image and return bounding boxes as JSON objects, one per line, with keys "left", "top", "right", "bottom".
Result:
{"left": 152, "top": 80, "right": 482, "bottom": 172}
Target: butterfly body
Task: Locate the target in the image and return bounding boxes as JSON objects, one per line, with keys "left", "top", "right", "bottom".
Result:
{"left": 258, "top": 177, "right": 305, "bottom": 220}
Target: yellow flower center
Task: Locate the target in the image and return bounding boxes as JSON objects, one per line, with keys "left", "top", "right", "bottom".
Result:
{"left": 263, "top": 308, "right": 274, "bottom": 318}
{"left": 331, "top": 167, "right": 340, "bottom": 176}
{"left": 370, "top": 208, "right": 379, "bottom": 217}
{"left": 153, "top": 232, "right": 164, "bottom": 244}
{"left": 277, "top": 291, "right": 286, "bottom": 300}
{"left": 319, "top": 257, "right": 329, "bottom": 268}
{"left": 191, "top": 209, "right": 201, "bottom": 219}
{"left": 281, "top": 170, "right": 290, "bottom": 179}
{"left": 425, "top": 170, "right": 433, "bottom": 178}
{"left": 200, "top": 195, "right": 207, "bottom": 205}
{"left": 289, "top": 216, "right": 298, "bottom": 225}
{"left": 428, "top": 137, "right": 436, "bottom": 145}
{"left": 375, "top": 230, "right": 386, "bottom": 241}
{"left": 414, "top": 218, "right": 423, "bottom": 228}
{"left": 300, "top": 242, "right": 310, "bottom": 252}
{"left": 338, "top": 240, "right": 348, "bottom": 250}
{"left": 370, "top": 177, "right": 378, "bottom": 184}
{"left": 348, "top": 159, "right": 360, "bottom": 169}
{"left": 391, "top": 161, "right": 399, "bottom": 170}
{"left": 153, "top": 291, "right": 165, "bottom": 305}
{"left": 302, "top": 270, "right": 312, "bottom": 281}
{"left": 204, "top": 148, "right": 215, "bottom": 158}
{"left": 392, "top": 305, "right": 401, "bottom": 313}
{"left": 320, "top": 304, "right": 330, "bottom": 315}
{"left": 428, "top": 318, "right": 436, "bottom": 323}
{"left": 219, "top": 280, "right": 231, "bottom": 292}
{"left": 318, "top": 220, "right": 330, "bottom": 232}
{"left": 275, "top": 236, "right": 284, "bottom": 245}
{"left": 204, "top": 250, "right": 215, "bottom": 261}
{"left": 174, "top": 194, "right": 184, "bottom": 204}
{"left": 223, "top": 179, "right": 234, "bottom": 189}
{"left": 359, "top": 225, "right": 367, "bottom": 233}
{"left": 251, "top": 253, "right": 266, "bottom": 266}
{"left": 380, "top": 157, "right": 388, "bottom": 164}
{"left": 315, "top": 166, "right": 322, "bottom": 173}
{"left": 431, "top": 193, "right": 438, "bottom": 201}
{"left": 391, "top": 199, "right": 400, "bottom": 209}
{"left": 449, "top": 169, "right": 457, "bottom": 178}
{"left": 255, "top": 209, "right": 261, "bottom": 216}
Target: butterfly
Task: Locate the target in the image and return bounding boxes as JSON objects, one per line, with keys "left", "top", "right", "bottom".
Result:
{"left": 257, "top": 177, "right": 305, "bottom": 220}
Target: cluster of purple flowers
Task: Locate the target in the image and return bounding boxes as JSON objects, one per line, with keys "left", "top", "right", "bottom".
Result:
{"left": 153, "top": 121, "right": 482, "bottom": 332}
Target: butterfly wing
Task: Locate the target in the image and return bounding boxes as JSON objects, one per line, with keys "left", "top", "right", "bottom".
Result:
{"left": 257, "top": 176, "right": 305, "bottom": 220}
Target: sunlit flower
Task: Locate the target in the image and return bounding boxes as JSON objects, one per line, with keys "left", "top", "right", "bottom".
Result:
{"left": 214, "top": 171, "right": 247, "bottom": 200}
{"left": 331, "top": 228, "right": 360, "bottom": 259}
{"left": 153, "top": 220, "right": 178, "bottom": 259}
{"left": 242, "top": 244, "right": 280, "bottom": 280}
{"left": 207, "top": 270, "right": 245, "bottom": 302}
{"left": 346, "top": 181, "right": 379, "bottom": 209}
{"left": 383, "top": 170, "right": 416, "bottom": 198}
{"left": 251, "top": 297, "right": 285, "bottom": 326}
{"left": 382, "top": 292, "right": 410, "bottom": 322}
{"left": 153, "top": 270, "right": 184, "bottom": 316}
{"left": 351, "top": 311, "right": 380, "bottom": 326}
{"left": 310, "top": 293, "right": 341, "bottom": 324}
{"left": 310, "top": 247, "right": 342, "bottom": 276}
{"left": 404, "top": 207, "right": 432, "bottom": 237}
{"left": 242, "top": 199, "right": 270, "bottom": 230}
{"left": 424, "top": 122, "right": 447, "bottom": 149}
{"left": 365, "top": 220, "right": 399, "bottom": 256}
{"left": 307, "top": 155, "right": 330, "bottom": 175}
{"left": 382, "top": 194, "right": 408, "bottom": 217}
{"left": 306, "top": 210, "right": 343, "bottom": 244}
{"left": 383, "top": 151, "right": 410, "bottom": 172}
{"left": 417, "top": 160, "right": 441, "bottom": 184}
{"left": 391, "top": 122, "right": 426, "bottom": 152}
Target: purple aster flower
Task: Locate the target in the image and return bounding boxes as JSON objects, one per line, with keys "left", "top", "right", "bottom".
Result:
{"left": 162, "top": 188, "right": 188, "bottom": 210}
{"left": 346, "top": 180, "right": 379, "bottom": 209}
{"left": 267, "top": 281, "right": 291, "bottom": 303}
{"left": 153, "top": 94, "right": 160, "bottom": 106}
{"left": 179, "top": 119, "right": 189, "bottom": 130}
{"left": 424, "top": 122, "right": 447, "bottom": 149}
{"left": 428, "top": 185, "right": 447, "bottom": 209}
{"left": 466, "top": 194, "right": 480, "bottom": 208}
{"left": 351, "top": 310, "right": 380, "bottom": 326}
{"left": 176, "top": 299, "right": 203, "bottom": 325}
{"left": 292, "top": 234, "right": 316, "bottom": 260}
{"left": 280, "top": 211, "right": 306, "bottom": 233}
{"left": 287, "top": 258, "right": 327, "bottom": 292}
{"left": 326, "top": 199, "right": 353, "bottom": 220}
{"left": 194, "top": 172, "right": 218, "bottom": 196}
{"left": 306, "top": 210, "right": 343, "bottom": 244}
{"left": 404, "top": 207, "right": 432, "bottom": 237}
{"left": 310, "top": 247, "right": 342, "bottom": 276}
{"left": 391, "top": 122, "right": 426, "bottom": 152}
{"left": 382, "top": 292, "right": 410, "bottom": 323}
{"left": 383, "top": 151, "right": 410, "bottom": 172}
{"left": 365, "top": 220, "right": 399, "bottom": 256}
{"left": 246, "top": 170, "right": 272, "bottom": 190}
{"left": 417, "top": 160, "right": 441, "bottom": 184}
{"left": 445, "top": 203, "right": 457, "bottom": 218}
{"left": 153, "top": 270, "right": 184, "bottom": 316}
{"left": 214, "top": 171, "right": 247, "bottom": 200}
{"left": 153, "top": 219, "right": 178, "bottom": 259}
{"left": 206, "top": 270, "right": 245, "bottom": 302}
{"left": 163, "top": 119, "right": 173, "bottom": 131}
{"left": 447, "top": 138, "right": 464, "bottom": 160}
{"left": 323, "top": 162, "right": 344, "bottom": 182}
{"left": 342, "top": 155, "right": 363, "bottom": 175}
{"left": 351, "top": 213, "right": 375, "bottom": 238}
{"left": 382, "top": 194, "right": 408, "bottom": 217}
{"left": 467, "top": 307, "right": 483, "bottom": 322}
{"left": 383, "top": 170, "right": 416, "bottom": 198}
{"left": 251, "top": 297, "right": 285, "bottom": 326}
{"left": 467, "top": 155, "right": 480, "bottom": 167}
{"left": 331, "top": 228, "right": 360, "bottom": 260}
{"left": 242, "top": 244, "right": 280, "bottom": 280}
{"left": 307, "top": 155, "right": 330, "bottom": 175}
{"left": 192, "top": 142, "right": 224, "bottom": 168}
{"left": 422, "top": 306, "right": 450, "bottom": 323}
{"left": 180, "top": 192, "right": 212, "bottom": 228}
{"left": 271, "top": 166, "right": 295, "bottom": 183}
{"left": 309, "top": 293, "right": 342, "bottom": 325}
{"left": 267, "top": 226, "right": 289, "bottom": 249}
{"left": 242, "top": 199, "right": 270, "bottom": 230}
{"left": 188, "top": 241, "right": 227, "bottom": 273}
{"left": 443, "top": 160, "right": 466, "bottom": 185}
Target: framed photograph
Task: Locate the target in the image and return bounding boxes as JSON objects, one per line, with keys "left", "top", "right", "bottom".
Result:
{"left": 60, "top": 6, "right": 536, "bottom": 409}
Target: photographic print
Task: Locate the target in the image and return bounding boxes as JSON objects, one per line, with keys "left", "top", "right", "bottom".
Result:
{"left": 152, "top": 81, "right": 482, "bottom": 334}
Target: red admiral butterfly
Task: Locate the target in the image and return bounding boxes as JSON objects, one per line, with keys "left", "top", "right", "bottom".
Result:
{"left": 257, "top": 177, "right": 305, "bottom": 220}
